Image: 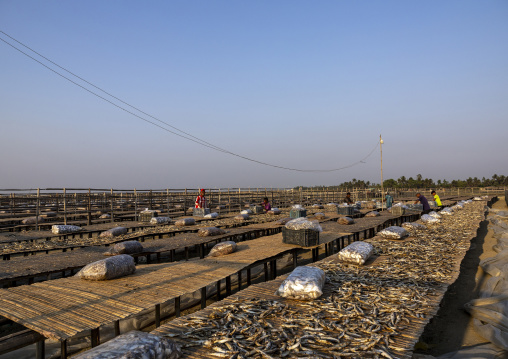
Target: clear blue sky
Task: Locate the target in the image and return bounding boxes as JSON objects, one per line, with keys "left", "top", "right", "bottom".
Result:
{"left": 1, "top": 1, "right": 507, "bottom": 189}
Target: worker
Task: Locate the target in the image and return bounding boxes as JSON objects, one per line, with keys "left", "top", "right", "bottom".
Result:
{"left": 195, "top": 189, "right": 207, "bottom": 208}
{"left": 431, "top": 190, "right": 443, "bottom": 209}
{"left": 385, "top": 192, "right": 393, "bottom": 208}
{"left": 344, "top": 192, "right": 354, "bottom": 205}
{"left": 414, "top": 193, "right": 431, "bottom": 214}
{"left": 262, "top": 197, "right": 271, "bottom": 212}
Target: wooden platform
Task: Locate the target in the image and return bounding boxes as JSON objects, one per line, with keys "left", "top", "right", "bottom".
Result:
{"left": 0, "top": 226, "right": 352, "bottom": 342}
{"left": 0, "top": 210, "right": 413, "bottom": 288}
{"left": 150, "top": 202, "right": 488, "bottom": 358}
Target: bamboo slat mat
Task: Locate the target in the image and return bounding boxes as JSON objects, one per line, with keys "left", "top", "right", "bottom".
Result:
{"left": 0, "top": 225, "right": 281, "bottom": 282}
{"left": 0, "top": 227, "right": 349, "bottom": 341}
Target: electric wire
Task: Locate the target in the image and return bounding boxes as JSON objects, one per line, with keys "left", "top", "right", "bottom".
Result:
{"left": 0, "top": 31, "right": 379, "bottom": 172}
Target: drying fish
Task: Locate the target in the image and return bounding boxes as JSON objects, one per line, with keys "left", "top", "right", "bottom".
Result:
{"left": 163, "top": 201, "right": 487, "bottom": 358}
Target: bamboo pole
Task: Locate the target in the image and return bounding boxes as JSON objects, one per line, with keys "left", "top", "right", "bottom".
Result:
{"left": 63, "top": 188, "right": 67, "bottom": 225}
{"left": 110, "top": 188, "right": 114, "bottom": 223}
{"left": 36, "top": 188, "right": 40, "bottom": 230}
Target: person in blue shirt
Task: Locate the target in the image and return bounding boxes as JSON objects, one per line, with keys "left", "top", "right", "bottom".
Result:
{"left": 385, "top": 192, "right": 393, "bottom": 208}
{"left": 415, "top": 193, "right": 431, "bottom": 214}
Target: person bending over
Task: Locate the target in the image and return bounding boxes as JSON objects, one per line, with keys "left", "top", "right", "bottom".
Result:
{"left": 415, "top": 193, "right": 431, "bottom": 214}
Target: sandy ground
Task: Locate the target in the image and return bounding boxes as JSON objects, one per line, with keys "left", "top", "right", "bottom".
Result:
{"left": 414, "top": 197, "right": 507, "bottom": 357}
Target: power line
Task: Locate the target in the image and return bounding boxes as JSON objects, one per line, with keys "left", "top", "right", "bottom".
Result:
{"left": 0, "top": 30, "right": 379, "bottom": 172}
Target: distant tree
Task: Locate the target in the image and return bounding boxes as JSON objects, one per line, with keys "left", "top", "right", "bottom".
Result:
{"left": 384, "top": 179, "right": 397, "bottom": 188}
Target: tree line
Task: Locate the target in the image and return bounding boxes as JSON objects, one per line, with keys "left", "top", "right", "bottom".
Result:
{"left": 300, "top": 174, "right": 507, "bottom": 190}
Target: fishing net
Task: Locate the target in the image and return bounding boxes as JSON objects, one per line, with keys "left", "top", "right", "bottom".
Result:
{"left": 275, "top": 266, "right": 326, "bottom": 300}
{"left": 198, "top": 227, "right": 226, "bottom": 237}
{"left": 72, "top": 331, "right": 181, "bottom": 359}
{"left": 21, "top": 216, "right": 44, "bottom": 225}
{"left": 77, "top": 254, "right": 136, "bottom": 281}
{"left": 379, "top": 226, "right": 409, "bottom": 240}
{"left": 105, "top": 241, "right": 143, "bottom": 256}
{"left": 428, "top": 211, "right": 442, "bottom": 219}
{"left": 285, "top": 218, "right": 322, "bottom": 232}
{"left": 337, "top": 217, "right": 355, "bottom": 225}
{"left": 441, "top": 207, "right": 454, "bottom": 215}
{"left": 51, "top": 225, "right": 82, "bottom": 234}
{"left": 401, "top": 222, "right": 427, "bottom": 230}
{"left": 150, "top": 217, "right": 171, "bottom": 225}
{"left": 314, "top": 213, "right": 326, "bottom": 220}
{"left": 421, "top": 214, "right": 440, "bottom": 224}
{"left": 175, "top": 218, "right": 195, "bottom": 226}
{"left": 100, "top": 227, "right": 128, "bottom": 238}
{"left": 208, "top": 241, "right": 237, "bottom": 257}
{"left": 235, "top": 214, "right": 250, "bottom": 221}
{"left": 338, "top": 242, "right": 374, "bottom": 265}
{"left": 276, "top": 217, "right": 292, "bottom": 225}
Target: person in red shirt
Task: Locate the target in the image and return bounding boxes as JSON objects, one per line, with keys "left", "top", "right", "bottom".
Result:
{"left": 195, "top": 189, "right": 207, "bottom": 208}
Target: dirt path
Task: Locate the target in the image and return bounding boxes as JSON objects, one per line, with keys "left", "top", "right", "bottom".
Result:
{"left": 414, "top": 197, "right": 507, "bottom": 357}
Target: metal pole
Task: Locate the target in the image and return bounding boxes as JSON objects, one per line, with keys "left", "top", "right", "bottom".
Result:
{"left": 380, "top": 135, "right": 384, "bottom": 209}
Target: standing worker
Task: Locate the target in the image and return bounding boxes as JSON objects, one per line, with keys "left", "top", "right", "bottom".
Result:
{"left": 431, "top": 190, "right": 443, "bottom": 209}
{"left": 385, "top": 192, "right": 393, "bottom": 208}
{"left": 415, "top": 193, "right": 431, "bottom": 214}
{"left": 343, "top": 192, "right": 354, "bottom": 205}
{"left": 195, "top": 189, "right": 207, "bottom": 209}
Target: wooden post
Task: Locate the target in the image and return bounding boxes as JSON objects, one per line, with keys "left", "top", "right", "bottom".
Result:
{"left": 87, "top": 189, "right": 92, "bottom": 225}
{"left": 60, "top": 339, "right": 67, "bottom": 359}
{"left": 155, "top": 304, "right": 161, "bottom": 327}
{"left": 228, "top": 188, "right": 231, "bottom": 213}
{"left": 184, "top": 189, "right": 188, "bottom": 216}
{"left": 36, "top": 339, "right": 45, "bottom": 359}
{"left": 110, "top": 188, "right": 114, "bottom": 223}
{"left": 36, "top": 188, "right": 40, "bottom": 230}
{"left": 238, "top": 188, "right": 241, "bottom": 211}
{"left": 63, "top": 188, "right": 67, "bottom": 225}
{"left": 166, "top": 189, "right": 170, "bottom": 215}
{"left": 91, "top": 328, "right": 100, "bottom": 347}
{"left": 218, "top": 188, "right": 222, "bottom": 215}
{"left": 114, "top": 321, "right": 120, "bottom": 336}
{"left": 134, "top": 189, "right": 137, "bottom": 221}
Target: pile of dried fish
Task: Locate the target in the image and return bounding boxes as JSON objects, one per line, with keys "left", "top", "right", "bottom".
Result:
{"left": 165, "top": 201, "right": 487, "bottom": 358}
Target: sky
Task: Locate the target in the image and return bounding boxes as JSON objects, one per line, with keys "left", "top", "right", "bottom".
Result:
{"left": 1, "top": 1, "right": 507, "bottom": 189}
